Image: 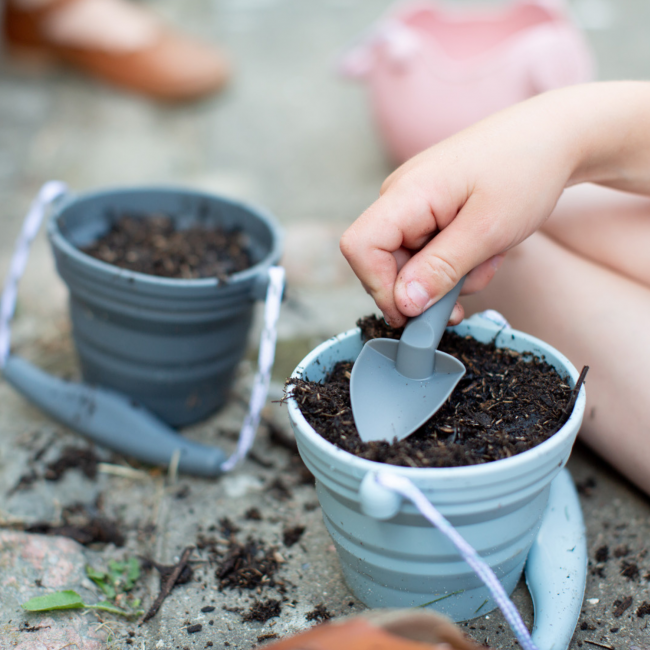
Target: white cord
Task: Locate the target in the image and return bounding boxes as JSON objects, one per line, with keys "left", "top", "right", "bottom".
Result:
{"left": 220, "top": 265, "right": 285, "bottom": 472}
{"left": 0, "top": 181, "right": 68, "bottom": 369}
{"left": 376, "top": 473, "right": 539, "bottom": 650}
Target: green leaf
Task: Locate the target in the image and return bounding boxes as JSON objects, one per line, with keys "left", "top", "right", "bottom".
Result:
{"left": 87, "top": 601, "right": 141, "bottom": 618}
{"left": 124, "top": 557, "right": 140, "bottom": 591}
{"left": 85, "top": 565, "right": 116, "bottom": 600}
{"left": 22, "top": 590, "right": 86, "bottom": 612}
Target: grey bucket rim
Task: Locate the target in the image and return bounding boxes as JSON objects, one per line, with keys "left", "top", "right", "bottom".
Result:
{"left": 287, "top": 323, "right": 586, "bottom": 481}
{"left": 47, "top": 185, "right": 284, "bottom": 289}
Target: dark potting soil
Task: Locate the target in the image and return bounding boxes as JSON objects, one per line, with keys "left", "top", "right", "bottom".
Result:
{"left": 289, "top": 315, "right": 581, "bottom": 468}
{"left": 82, "top": 215, "right": 253, "bottom": 280}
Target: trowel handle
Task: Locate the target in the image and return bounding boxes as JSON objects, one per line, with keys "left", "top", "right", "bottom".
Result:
{"left": 2, "top": 355, "right": 228, "bottom": 477}
{"left": 396, "top": 277, "right": 465, "bottom": 379}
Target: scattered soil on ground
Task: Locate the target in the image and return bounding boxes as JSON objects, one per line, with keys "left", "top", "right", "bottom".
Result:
{"left": 576, "top": 477, "right": 597, "bottom": 497}
{"left": 44, "top": 446, "right": 99, "bottom": 481}
{"left": 637, "top": 602, "right": 650, "bottom": 618}
{"left": 245, "top": 508, "right": 262, "bottom": 521}
{"left": 613, "top": 545, "right": 630, "bottom": 558}
{"left": 82, "top": 215, "right": 252, "bottom": 281}
{"left": 27, "top": 503, "right": 124, "bottom": 546}
{"left": 595, "top": 546, "right": 609, "bottom": 563}
{"left": 289, "top": 317, "right": 578, "bottom": 468}
{"left": 186, "top": 624, "right": 203, "bottom": 634}
{"left": 613, "top": 596, "right": 633, "bottom": 617}
{"left": 268, "top": 477, "right": 293, "bottom": 501}
{"left": 216, "top": 536, "right": 284, "bottom": 591}
{"left": 620, "top": 561, "right": 639, "bottom": 580}
{"left": 282, "top": 526, "right": 305, "bottom": 548}
{"left": 305, "top": 603, "right": 332, "bottom": 622}
{"left": 242, "top": 599, "right": 282, "bottom": 623}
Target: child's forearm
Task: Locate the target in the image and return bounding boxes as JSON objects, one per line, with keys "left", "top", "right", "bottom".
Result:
{"left": 561, "top": 81, "right": 650, "bottom": 193}
{"left": 340, "top": 81, "right": 650, "bottom": 327}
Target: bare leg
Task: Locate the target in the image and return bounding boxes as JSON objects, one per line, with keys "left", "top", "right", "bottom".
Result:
{"left": 462, "top": 230, "right": 650, "bottom": 495}
{"left": 541, "top": 183, "right": 650, "bottom": 286}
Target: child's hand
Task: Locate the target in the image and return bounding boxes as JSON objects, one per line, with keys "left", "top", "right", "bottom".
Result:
{"left": 340, "top": 82, "right": 650, "bottom": 327}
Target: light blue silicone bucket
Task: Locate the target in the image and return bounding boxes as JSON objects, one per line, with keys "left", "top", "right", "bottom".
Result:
{"left": 287, "top": 313, "right": 586, "bottom": 623}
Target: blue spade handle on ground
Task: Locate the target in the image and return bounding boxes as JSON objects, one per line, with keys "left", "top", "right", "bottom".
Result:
{"left": 3, "top": 355, "right": 229, "bottom": 476}
{"left": 527, "top": 468, "right": 587, "bottom": 650}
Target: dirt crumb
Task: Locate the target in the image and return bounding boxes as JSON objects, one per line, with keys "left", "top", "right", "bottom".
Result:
{"left": 576, "top": 477, "right": 597, "bottom": 497}
{"left": 282, "top": 526, "right": 305, "bottom": 548}
{"left": 217, "top": 537, "right": 281, "bottom": 591}
{"left": 613, "top": 545, "right": 630, "bottom": 558}
{"left": 242, "top": 599, "right": 282, "bottom": 623}
{"left": 620, "top": 561, "right": 639, "bottom": 581}
{"left": 636, "top": 602, "right": 650, "bottom": 618}
{"left": 245, "top": 508, "right": 263, "bottom": 521}
{"left": 595, "top": 546, "right": 609, "bottom": 563}
{"left": 613, "top": 597, "right": 633, "bottom": 618}
{"left": 45, "top": 446, "right": 99, "bottom": 481}
{"left": 306, "top": 603, "right": 332, "bottom": 622}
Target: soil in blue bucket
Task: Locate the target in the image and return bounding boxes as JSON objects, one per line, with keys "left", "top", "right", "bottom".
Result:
{"left": 82, "top": 214, "right": 253, "bottom": 281}
{"left": 288, "top": 315, "right": 586, "bottom": 469}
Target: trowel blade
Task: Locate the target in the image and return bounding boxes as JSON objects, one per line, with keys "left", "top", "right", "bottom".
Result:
{"left": 350, "top": 338, "right": 466, "bottom": 443}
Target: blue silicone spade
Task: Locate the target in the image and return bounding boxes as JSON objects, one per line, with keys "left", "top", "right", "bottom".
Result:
{"left": 350, "top": 278, "right": 466, "bottom": 443}
{"left": 2, "top": 355, "right": 228, "bottom": 476}
{"left": 526, "top": 468, "right": 587, "bottom": 650}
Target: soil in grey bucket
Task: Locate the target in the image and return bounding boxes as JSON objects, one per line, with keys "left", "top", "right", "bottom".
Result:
{"left": 48, "top": 187, "right": 283, "bottom": 427}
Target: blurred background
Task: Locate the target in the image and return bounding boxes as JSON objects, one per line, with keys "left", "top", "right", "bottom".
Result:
{"left": 0, "top": 0, "right": 647, "bottom": 372}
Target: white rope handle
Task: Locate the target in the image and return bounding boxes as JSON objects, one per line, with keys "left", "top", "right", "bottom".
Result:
{"left": 376, "top": 473, "right": 539, "bottom": 650}
{"left": 0, "top": 181, "right": 69, "bottom": 370}
{"left": 221, "top": 265, "right": 285, "bottom": 472}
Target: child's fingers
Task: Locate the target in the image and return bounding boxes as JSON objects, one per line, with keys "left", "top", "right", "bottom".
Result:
{"left": 393, "top": 195, "right": 510, "bottom": 317}
{"left": 340, "top": 190, "right": 445, "bottom": 326}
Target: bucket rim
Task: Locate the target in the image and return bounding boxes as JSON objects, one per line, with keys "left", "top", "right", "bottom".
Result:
{"left": 47, "top": 185, "right": 284, "bottom": 288}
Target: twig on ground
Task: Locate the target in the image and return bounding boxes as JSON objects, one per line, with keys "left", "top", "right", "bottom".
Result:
{"left": 140, "top": 546, "right": 194, "bottom": 624}
{"left": 585, "top": 641, "right": 615, "bottom": 650}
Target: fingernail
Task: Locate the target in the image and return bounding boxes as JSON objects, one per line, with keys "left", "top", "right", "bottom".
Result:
{"left": 491, "top": 254, "right": 506, "bottom": 270}
{"left": 405, "top": 281, "right": 430, "bottom": 310}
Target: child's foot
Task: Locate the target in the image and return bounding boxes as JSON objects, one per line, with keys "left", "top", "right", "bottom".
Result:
{"left": 4, "top": 0, "right": 230, "bottom": 101}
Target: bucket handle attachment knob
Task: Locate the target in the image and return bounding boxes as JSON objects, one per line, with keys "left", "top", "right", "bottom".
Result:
{"left": 359, "top": 472, "right": 402, "bottom": 520}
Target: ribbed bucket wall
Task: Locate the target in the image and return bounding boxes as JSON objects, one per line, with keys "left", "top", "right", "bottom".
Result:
{"left": 288, "top": 317, "right": 585, "bottom": 621}
{"left": 48, "top": 187, "right": 282, "bottom": 427}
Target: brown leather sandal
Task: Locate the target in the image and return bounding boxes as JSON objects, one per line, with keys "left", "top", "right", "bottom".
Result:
{"left": 4, "top": 0, "right": 230, "bottom": 101}
{"left": 260, "top": 610, "right": 486, "bottom": 650}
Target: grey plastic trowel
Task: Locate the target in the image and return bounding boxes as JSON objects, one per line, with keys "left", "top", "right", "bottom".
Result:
{"left": 2, "top": 355, "right": 228, "bottom": 477}
{"left": 351, "top": 279, "right": 466, "bottom": 443}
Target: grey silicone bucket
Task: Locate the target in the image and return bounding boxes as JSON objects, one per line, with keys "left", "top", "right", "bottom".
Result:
{"left": 287, "top": 313, "right": 586, "bottom": 622}
{"left": 48, "top": 187, "right": 283, "bottom": 427}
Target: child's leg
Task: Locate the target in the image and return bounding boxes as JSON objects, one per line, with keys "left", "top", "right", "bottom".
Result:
{"left": 461, "top": 220, "right": 650, "bottom": 495}
{"left": 540, "top": 183, "right": 650, "bottom": 286}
